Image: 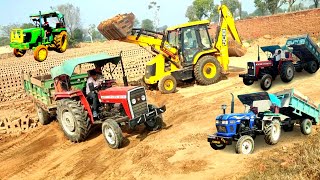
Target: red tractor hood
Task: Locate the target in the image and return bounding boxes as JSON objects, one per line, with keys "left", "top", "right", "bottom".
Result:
{"left": 98, "top": 86, "right": 141, "bottom": 103}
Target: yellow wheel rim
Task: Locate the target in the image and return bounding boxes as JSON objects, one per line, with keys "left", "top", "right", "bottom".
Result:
{"left": 61, "top": 36, "right": 67, "bottom": 51}
{"left": 38, "top": 49, "right": 47, "bottom": 61}
{"left": 203, "top": 62, "right": 217, "bottom": 79}
{"left": 164, "top": 79, "right": 174, "bottom": 91}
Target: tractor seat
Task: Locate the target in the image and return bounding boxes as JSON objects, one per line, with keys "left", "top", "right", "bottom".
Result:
{"left": 56, "top": 23, "right": 64, "bottom": 28}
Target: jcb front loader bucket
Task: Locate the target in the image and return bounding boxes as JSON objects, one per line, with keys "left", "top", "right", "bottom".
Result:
{"left": 228, "top": 40, "right": 247, "bottom": 57}
{"left": 98, "top": 13, "right": 135, "bottom": 40}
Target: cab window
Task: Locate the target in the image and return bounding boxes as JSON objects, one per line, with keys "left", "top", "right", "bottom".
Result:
{"left": 198, "top": 26, "right": 212, "bottom": 49}
{"left": 167, "top": 30, "right": 179, "bottom": 47}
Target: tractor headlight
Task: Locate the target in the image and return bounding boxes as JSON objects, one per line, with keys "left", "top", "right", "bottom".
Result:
{"left": 221, "top": 120, "right": 228, "bottom": 125}
{"left": 141, "top": 95, "right": 146, "bottom": 101}
{"left": 229, "top": 120, "right": 236, "bottom": 124}
{"left": 216, "top": 120, "right": 220, "bottom": 124}
{"left": 131, "top": 98, "right": 137, "bottom": 105}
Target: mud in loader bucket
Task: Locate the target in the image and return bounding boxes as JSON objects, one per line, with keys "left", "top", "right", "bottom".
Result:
{"left": 98, "top": 13, "right": 135, "bottom": 40}
{"left": 228, "top": 40, "right": 247, "bottom": 57}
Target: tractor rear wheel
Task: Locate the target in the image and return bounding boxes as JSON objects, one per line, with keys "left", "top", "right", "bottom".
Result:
{"left": 36, "top": 104, "right": 50, "bottom": 125}
{"left": 34, "top": 45, "right": 48, "bottom": 62}
{"left": 264, "top": 119, "right": 281, "bottom": 145}
{"left": 260, "top": 74, "right": 273, "bottom": 90}
{"left": 54, "top": 31, "right": 68, "bottom": 53}
{"left": 300, "top": 119, "right": 312, "bottom": 135}
{"left": 210, "top": 142, "right": 226, "bottom": 150}
{"left": 144, "top": 104, "right": 163, "bottom": 131}
{"left": 13, "top": 48, "right": 26, "bottom": 57}
{"left": 304, "top": 61, "right": 319, "bottom": 74}
{"left": 194, "top": 55, "right": 221, "bottom": 85}
{"left": 57, "top": 99, "right": 91, "bottom": 142}
{"left": 158, "top": 75, "right": 177, "bottom": 94}
{"left": 235, "top": 135, "right": 254, "bottom": 154}
{"left": 280, "top": 61, "right": 295, "bottom": 82}
{"left": 102, "top": 120, "right": 123, "bottom": 149}
{"left": 243, "top": 78, "right": 254, "bottom": 86}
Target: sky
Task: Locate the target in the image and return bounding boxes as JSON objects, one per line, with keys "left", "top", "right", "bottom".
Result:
{"left": 0, "top": 0, "right": 257, "bottom": 28}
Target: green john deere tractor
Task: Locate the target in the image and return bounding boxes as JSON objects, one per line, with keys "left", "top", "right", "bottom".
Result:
{"left": 10, "top": 11, "right": 68, "bottom": 62}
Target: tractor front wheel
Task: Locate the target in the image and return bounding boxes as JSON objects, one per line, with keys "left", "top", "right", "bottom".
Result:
{"left": 210, "top": 142, "right": 226, "bottom": 150}
{"left": 264, "top": 119, "right": 281, "bottom": 145}
{"left": 13, "top": 49, "right": 26, "bottom": 57}
{"left": 102, "top": 120, "right": 123, "bottom": 149}
{"left": 243, "top": 78, "right": 254, "bottom": 86}
{"left": 235, "top": 135, "right": 254, "bottom": 154}
{"left": 34, "top": 45, "right": 48, "bottom": 62}
{"left": 260, "top": 74, "right": 273, "bottom": 90}
{"left": 280, "top": 61, "right": 295, "bottom": 82}
{"left": 144, "top": 104, "right": 163, "bottom": 131}
{"left": 300, "top": 119, "right": 312, "bottom": 135}
{"left": 194, "top": 55, "right": 221, "bottom": 85}
{"left": 54, "top": 31, "right": 68, "bottom": 53}
{"left": 57, "top": 99, "right": 91, "bottom": 142}
{"left": 158, "top": 75, "right": 177, "bottom": 94}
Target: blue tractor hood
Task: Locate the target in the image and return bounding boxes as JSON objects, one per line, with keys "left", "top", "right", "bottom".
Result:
{"left": 216, "top": 112, "right": 255, "bottom": 120}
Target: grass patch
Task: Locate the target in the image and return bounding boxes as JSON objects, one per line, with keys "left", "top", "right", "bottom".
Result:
{"left": 240, "top": 131, "right": 320, "bottom": 180}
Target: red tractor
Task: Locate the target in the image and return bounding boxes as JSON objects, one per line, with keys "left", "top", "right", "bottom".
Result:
{"left": 239, "top": 45, "right": 295, "bottom": 90}
{"left": 50, "top": 53, "right": 166, "bottom": 149}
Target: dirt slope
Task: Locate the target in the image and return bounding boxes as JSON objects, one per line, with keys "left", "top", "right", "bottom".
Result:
{"left": 1, "top": 43, "right": 320, "bottom": 179}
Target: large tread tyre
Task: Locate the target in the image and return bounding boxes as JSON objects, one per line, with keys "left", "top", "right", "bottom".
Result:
{"left": 260, "top": 74, "right": 273, "bottom": 90}
{"left": 235, "top": 135, "right": 254, "bottom": 154}
{"left": 243, "top": 78, "right": 254, "bottom": 86}
{"left": 194, "top": 55, "right": 221, "bottom": 85}
{"left": 13, "top": 48, "right": 26, "bottom": 57}
{"left": 210, "top": 143, "right": 226, "bottom": 150}
{"left": 144, "top": 104, "right": 163, "bottom": 131}
{"left": 34, "top": 45, "right": 48, "bottom": 62}
{"left": 36, "top": 104, "right": 50, "bottom": 125}
{"left": 102, "top": 120, "right": 123, "bottom": 149}
{"left": 264, "top": 119, "right": 281, "bottom": 145}
{"left": 57, "top": 99, "right": 91, "bottom": 142}
{"left": 304, "top": 61, "right": 319, "bottom": 74}
{"left": 158, "top": 75, "right": 177, "bottom": 94}
{"left": 280, "top": 61, "right": 295, "bottom": 82}
{"left": 283, "top": 124, "right": 294, "bottom": 132}
{"left": 54, "top": 31, "right": 68, "bottom": 53}
{"left": 300, "top": 119, "right": 312, "bottom": 135}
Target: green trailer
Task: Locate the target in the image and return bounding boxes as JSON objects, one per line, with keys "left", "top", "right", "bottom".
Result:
{"left": 23, "top": 72, "right": 88, "bottom": 124}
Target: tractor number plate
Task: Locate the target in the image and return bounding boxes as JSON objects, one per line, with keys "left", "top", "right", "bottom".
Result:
{"left": 212, "top": 140, "right": 221, "bottom": 144}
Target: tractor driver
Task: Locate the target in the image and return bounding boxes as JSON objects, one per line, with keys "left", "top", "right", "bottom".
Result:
{"left": 43, "top": 18, "right": 51, "bottom": 38}
{"left": 86, "top": 70, "right": 101, "bottom": 118}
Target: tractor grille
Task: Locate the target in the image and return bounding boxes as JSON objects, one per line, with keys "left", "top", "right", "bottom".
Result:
{"left": 129, "top": 87, "right": 148, "bottom": 118}
{"left": 217, "top": 125, "right": 227, "bottom": 133}
{"left": 247, "top": 62, "right": 255, "bottom": 75}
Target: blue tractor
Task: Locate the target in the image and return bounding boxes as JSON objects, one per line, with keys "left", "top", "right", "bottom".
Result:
{"left": 208, "top": 89, "right": 320, "bottom": 154}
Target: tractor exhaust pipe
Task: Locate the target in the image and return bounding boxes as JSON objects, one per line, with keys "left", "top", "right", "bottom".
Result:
{"left": 231, "top": 93, "right": 234, "bottom": 113}
{"left": 258, "top": 45, "right": 260, "bottom": 61}
{"left": 119, "top": 51, "right": 128, "bottom": 86}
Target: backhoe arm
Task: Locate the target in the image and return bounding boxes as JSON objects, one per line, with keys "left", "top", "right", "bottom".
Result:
{"left": 219, "top": 5, "right": 242, "bottom": 45}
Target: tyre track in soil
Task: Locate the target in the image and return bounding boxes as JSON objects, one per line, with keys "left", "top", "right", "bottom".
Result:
{"left": 0, "top": 66, "right": 319, "bottom": 179}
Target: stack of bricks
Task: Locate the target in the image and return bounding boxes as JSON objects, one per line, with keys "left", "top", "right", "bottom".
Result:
{"left": 0, "top": 41, "right": 153, "bottom": 95}
{"left": 0, "top": 115, "right": 38, "bottom": 135}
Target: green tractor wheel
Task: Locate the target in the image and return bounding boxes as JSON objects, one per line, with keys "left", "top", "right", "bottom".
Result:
{"left": 34, "top": 45, "right": 48, "bottom": 62}
{"left": 13, "top": 48, "right": 26, "bottom": 57}
{"left": 54, "top": 31, "right": 68, "bottom": 53}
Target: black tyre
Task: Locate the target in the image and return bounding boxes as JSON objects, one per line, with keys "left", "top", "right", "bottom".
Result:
{"left": 13, "top": 48, "right": 26, "bottom": 57}
{"left": 235, "top": 135, "right": 254, "bottom": 154}
{"left": 282, "top": 124, "right": 294, "bottom": 132}
{"left": 36, "top": 104, "right": 50, "bottom": 125}
{"left": 57, "top": 99, "right": 91, "bottom": 142}
{"left": 102, "top": 120, "right": 123, "bottom": 149}
{"left": 54, "top": 31, "right": 68, "bottom": 53}
{"left": 264, "top": 119, "right": 281, "bottom": 145}
{"left": 210, "top": 142, "right": 226, "bottom": 150}
{"left": 158, "top": 75, "right": 177, "bottom": 94}
{"left": 300, "top": 119, "right": 312, "bottom": 135}
{"left": 144, "top": 104, "right": 163, "bottom": 131}
{"left": 260, "top": 74, "right": 273, "bottom": 90}
{"left": 304, "top": 61, "right": 319, "bottom": 74}
{"left": 243, "top": 78, "right": 254, "bottom": 86}
{"left": 280, "top": 61, "right": 295, "bottom": 82}
{"left": 194, "top": 55, "right": 221, "bottom": 85}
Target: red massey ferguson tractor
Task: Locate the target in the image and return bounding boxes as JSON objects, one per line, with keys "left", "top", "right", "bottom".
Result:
{"left": 239, "top": 45, "right": 295, "bottom": 90}
{"left": 50, "top": 53, "right": 166, "bottom": 149}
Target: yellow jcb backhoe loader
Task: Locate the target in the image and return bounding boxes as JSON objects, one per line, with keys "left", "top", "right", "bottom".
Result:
{"left": 98, "top": 5, "right": 246, "bottom": 94}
